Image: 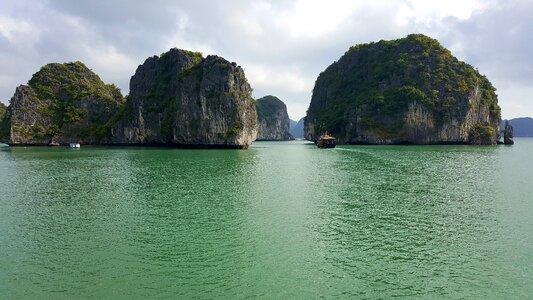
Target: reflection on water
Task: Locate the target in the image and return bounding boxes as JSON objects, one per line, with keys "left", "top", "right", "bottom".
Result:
{"left": 0, "top": 141, "right": 532, "bottom": 298}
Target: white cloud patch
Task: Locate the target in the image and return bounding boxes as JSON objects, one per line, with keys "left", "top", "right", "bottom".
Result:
{"left": 281, "top": 0, "right": 362, "bottom": 38}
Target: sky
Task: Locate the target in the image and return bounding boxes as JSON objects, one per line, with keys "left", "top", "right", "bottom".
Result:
{"left": 0, "top": 0, "right": 531, "bottom": 121}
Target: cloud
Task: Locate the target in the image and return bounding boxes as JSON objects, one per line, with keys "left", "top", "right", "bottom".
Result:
{"left": 434, "top": 0, "right": 533, "bottom": 118}
{"left": 0, "top": 0, "right": 530, "bottom": 119}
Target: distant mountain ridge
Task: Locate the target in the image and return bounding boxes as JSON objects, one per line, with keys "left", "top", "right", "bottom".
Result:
{"left": 504, "top": 117, "right": 533, "bottom": 137}
{"left": 290, "top": 117, "right": 304, "bottom": 138}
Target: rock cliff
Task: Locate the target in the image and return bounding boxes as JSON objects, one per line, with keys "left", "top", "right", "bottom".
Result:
{"left": 503, "top": 120, "right": 514, "bottom": 145}
{"left": 6, "top": 62, "right": 124, "bottom": 145}
{"left": 305, "top": 34, "right": 502, "bottom": 145}
{"left": 256, "top": 95, "right": 293, "bottom": 141}
{"left": 111, "top": 48, "right": 257, "bottom": 148}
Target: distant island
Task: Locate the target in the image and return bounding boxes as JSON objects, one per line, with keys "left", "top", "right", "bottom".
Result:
{"left": 305, "top": 34, "right": 512, "bottom": 145}
{"left": 256, "top": 95, "right": 293, "bottom": 141}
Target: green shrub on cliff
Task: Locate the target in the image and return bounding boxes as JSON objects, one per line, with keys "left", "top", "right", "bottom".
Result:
{"left": 0, "top": 102, "right": 8, "bottom": 141}
{"left": 469, "top": 124, "right": 495, "bottom": 145}
{"left": 28, "top": 62, "right": 123, "bottom": 129}
{"left": 256, "top": 95, "right": 286, "bottom": 120}
{"left": 0, "top": 102, "right": 6, "bottom": 121}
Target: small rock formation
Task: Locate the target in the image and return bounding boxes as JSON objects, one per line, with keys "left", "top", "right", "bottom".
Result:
{"left": 504, "top": 117, "right": 533, "bottom": 137}
{"left": 111, "top": 48, "right": 257, "bottom": 148}
{"left": 0, "top": 101, "right": 7, "bottom": 142}
{"left": 0, "top": 102, "right": 6, "bottom": 121}
{"left": 6, "top": 62, "right": 124, "bottom": 145}
{"left": 305, "top": 34, "right": 502, "bottom": 145}
{"left": 503, "top": 120, "right": 514, "bottom": 145}
{"left": 256, "top": 95, "right": 293, "bottom": 141}
{"left": 290, "top": 117, "right": 305, "bottom": 138}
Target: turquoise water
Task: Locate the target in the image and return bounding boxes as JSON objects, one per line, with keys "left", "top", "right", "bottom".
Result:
{"left": 0, "top": 140, "right": 532, "bottom": 299}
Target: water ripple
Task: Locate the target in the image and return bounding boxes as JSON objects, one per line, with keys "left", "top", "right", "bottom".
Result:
{"left": 0, "top": 142, "right": 532, "bottom": 298}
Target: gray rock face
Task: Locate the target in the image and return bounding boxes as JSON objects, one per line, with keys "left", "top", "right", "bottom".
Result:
{"left": 7, "top": 85, "right": 51, "bottom": 145}
{"left": 111, "top": 49, "right": 258, "bottom": 148}
{"left": 0, "top": 102, "right": 6, "bottom": 120}
{"left": 504, "top": 120, "right": 514, "bottom": 145}
{"left": 0, "top": 101, "right": 8, "bottom": 141}
{"left": 256, "top": 95, "right": 293, "bottom": 141}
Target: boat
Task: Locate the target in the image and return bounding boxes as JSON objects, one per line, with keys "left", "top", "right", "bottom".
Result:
{"left": 68, "top": 143, "right": 81, "bottom": 149}
{"left": 48, "top": 139, "right": 60, "bottom": 147}
{"left": 316, "top": 132, "right": 336, "bottom": 148}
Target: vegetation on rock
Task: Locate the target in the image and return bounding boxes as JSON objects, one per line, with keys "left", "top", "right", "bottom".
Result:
{"left": 0, "top": 102, "right": 8, "bottom": 141}
{"left": 0, "top": 102, "right": 6, "bottom": 121}
{"left": 469, "top": 124, "right": 495, "bottom": 145}
{"left": 305, "top": 34, "right": 501, "bottom": 144}
{"left": 256, "top": 96, "right": 283, "bottom": 119}
{"left": 8, "top": 62, "right": 124, "bottom": 144}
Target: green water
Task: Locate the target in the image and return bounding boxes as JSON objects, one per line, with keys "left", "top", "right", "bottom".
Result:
{"left": 0, "top": 140, "right": 532, "bottom": 299}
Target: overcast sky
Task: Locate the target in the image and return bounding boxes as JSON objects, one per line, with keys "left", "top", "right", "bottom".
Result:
{"left": 0, "top": 0, "right": 531, "bottom": 120}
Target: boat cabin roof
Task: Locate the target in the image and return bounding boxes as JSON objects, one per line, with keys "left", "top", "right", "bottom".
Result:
{"left": 319, "top": 136, "right": 336, "bottom": 140}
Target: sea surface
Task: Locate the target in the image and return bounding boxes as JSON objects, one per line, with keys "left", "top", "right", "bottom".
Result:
{"left": 0, "top": 139, "right": 532, "bottom": 299}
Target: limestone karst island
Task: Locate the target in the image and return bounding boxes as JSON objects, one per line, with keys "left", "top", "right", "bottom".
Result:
{"left": 305, "top": 34, "right": 510, "bottom": 145}
{"left": 0, "top": 34, "right": 514, "bottom": 148}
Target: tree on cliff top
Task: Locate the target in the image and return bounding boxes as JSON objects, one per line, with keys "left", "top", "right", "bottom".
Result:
{"left": 256, "top": 95, "right": 288, "bottom": 120}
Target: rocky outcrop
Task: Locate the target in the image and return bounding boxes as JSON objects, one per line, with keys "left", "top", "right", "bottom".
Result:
{"left": 6, "top": 62, "right": 124, "bottom": 145}
{"left": 503, "top": 120, "right": 514, "bottom": 145}
{"left": 256, "top": 95, "right": 293, "bottom": 141}
{"left": 305, "top": 34, "right": 501, "bottom": 145}
{"left": 504, "top": 117, "right": 533, "bottom": 137}
{"left": 111, "top": 49, "right": 257, "bottom": 148}
{"left": 290, "top": 117, "right": 304, "bottom": 138}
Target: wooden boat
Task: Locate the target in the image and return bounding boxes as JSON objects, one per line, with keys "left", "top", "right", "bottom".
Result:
{"left": 48, "top": 139, "right": 60, "bottom": 147}
{"left": 317, "top": 132, "right": 336, "bottom": 148}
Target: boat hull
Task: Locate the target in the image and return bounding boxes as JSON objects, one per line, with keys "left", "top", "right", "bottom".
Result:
{"left": 317, "top": 140, "right": 336, "bottom": 148}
